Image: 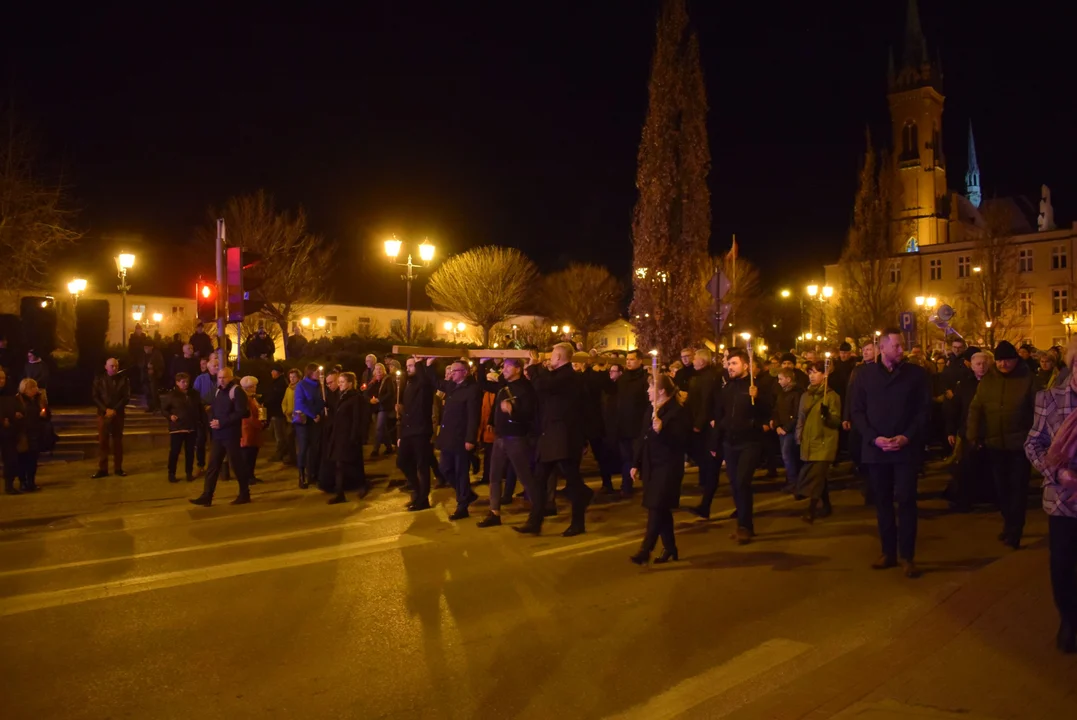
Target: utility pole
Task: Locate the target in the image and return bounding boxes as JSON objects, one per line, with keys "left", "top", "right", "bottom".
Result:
{"left": 216, "top": 218, "right": 227, "bottom": 370}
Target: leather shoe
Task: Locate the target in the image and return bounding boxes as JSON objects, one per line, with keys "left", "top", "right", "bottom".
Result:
{"left": 687, "top": 506, "right": 709, "bottom": 520}
{"left": 91, "top": 471, "right": 109, "bottom": 479}
{"left": 230, "top": 495, "right": 251, "bottom": 505}
{"left": 629, "top": 551, "right": 650, "bottom": 565}
{"left": 189, "top": 495, "right": 212, "bottom": 507}
{"left": 654, "top": 548, "right": 679, "bottom": 564}
{"left": 407, "top": 501, "right": 431, "bottom": 512}
{"left": 543, "top": 507, "right": 558, "bottom": 517}
{"left": 871, "top": 555, "right": 897, "bottom": 570}
{"left": 449, "top": 508, "right": 469, "bottom": 521}
{"left": 477, "top": 513, "right": 502, "bottom": 528}
{"left": 562, "top": 525, "right": 585, "bottom": 538}
{"left": 115, "top": 470, "right": 127, "bottom": 477}
{"left": 732, "top": 527, "right": 752, "bottom": 545}
{"left": 901, "top": 560, "right": 921, "bottom": 578}
{"left": 327, "top": 494, "right": 347, "bottom": 505}
{"left": 513, "top": 523, "right": 541, "bottom": 535}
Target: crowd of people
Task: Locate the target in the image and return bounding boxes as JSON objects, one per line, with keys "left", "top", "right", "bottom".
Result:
{"left": 2, "top": 321, "right": 1076, "bottom": 655}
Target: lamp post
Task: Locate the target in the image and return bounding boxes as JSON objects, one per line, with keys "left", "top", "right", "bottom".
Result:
{"left": 132, "top": 310, "right": 143, "bottom": 323}
{"left": 300, "top": 317, "right": 311, "bottom": 338}
{"left": 316, "top": 317, "right": 327, "bottom": 336}
{"left": 67, "top": 278, "right": 87, "bottom": 308}
{"left": 1063, "top": 314, "right": 1075, "bottom": 341}
{"left": 384, "top": 235, "right": 435, "bottom": 343}
{"left": 914, "top": 295, "right": 937, "bottom": 348}
{"left": 115, "top": 252, "right": 135, "bottom": 342}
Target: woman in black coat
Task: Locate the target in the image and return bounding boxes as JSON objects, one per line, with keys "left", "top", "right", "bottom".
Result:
{"left": 6, "top": 378, "right": 51, "bottom": 492}
{"left": 327, "top": 372, "right": 370, "bottom": 504}
{"left": 630, "top": 373, "right": 691, "bottom": 565}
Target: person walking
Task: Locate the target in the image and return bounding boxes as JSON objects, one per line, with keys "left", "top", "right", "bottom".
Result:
{"left": 397, "top": 357, "right": 437, "bottom": 511}
{"left": 629, "top": 373, "right": 690, "bottom": 565}
{"left": 160, "top": 372, "right": 201, "bottom": 483}
{"left": 91, "top": 358, "right": 131, "bottom": 479}
{"left": 966, "top": 341, "right": 1037, "bottom": 549}
{"left": 436, "top": 359, "right": 482, "bottom": 520}
{"left": 476, "top": 357, "right": 536, "bottom": 528}
{"left": 773, "top": 367, "right": 804, "bottom": 493}
{"left": 796, "top": 361, "right": 841, "bottom": 523}
{"left": 189, "top": 367, "right": 252, "bottom": 507}
{"left": 850, "top": 329, "right": 932, "bottom": 578}
{"left": 326, "top": 372, "right": 370, "bottom": 504}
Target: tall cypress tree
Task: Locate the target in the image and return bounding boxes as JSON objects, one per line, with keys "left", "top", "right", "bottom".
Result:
{"left": 629, "top": 0, "right": 712, "bottom": 358}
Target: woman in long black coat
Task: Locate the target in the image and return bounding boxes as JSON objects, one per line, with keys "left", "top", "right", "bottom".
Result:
{"left": 326, "top": 372, "right": 370, "bottom": 504}
{"left": 630, "top": 373, "right": 691, "bottom": 565}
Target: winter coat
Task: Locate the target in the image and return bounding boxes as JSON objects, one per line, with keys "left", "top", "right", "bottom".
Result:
{"left": 634, "top": 399, "right": 691, "bottom": 510}
{"left": 527, "top": 362, "right": 585, "bottom": 462}
{"left": 687, "top": 365, "right": 718, "bottom": 432}
{"left": 8, "top": 392, "right": 51, "bottom": 452}
{"left": 796, "top": 384, "right": 841, "bottom": 462}
{"left": 578, "top": 368, "right": 606, "bottom": 440}
{"left": 262, "top": 374, "right": 288, "bottom": 419}
{"left": 849, "top": 360, "right": 932, "bottom": 464}
{"left": 713, "top": 374, "right": 771, "bottom": 448}
{"left": 481, "top": 376, "right": 536, "bottom": 438}
{"left": 207, "top": 382, "right": 250, "bottom": 442}
{"left": 966, "top": 363, "right": 1036, "bottom": 451}
{"left": 160, "top": 387, "right": 202, "bottom": 433}
{"left": 282, "top": 383, "right": 296, "bottom": 420}
{"left": 366, "top": 377, "right": 383, "bottom": 414}
{"left": 326, "top": 389, "right": 369, "bottom": 463}
{"left": 673, "top": 365, "right": 695, "bottom": 393}
{"left": 377, "top": 376, "right": 397, "bottom": 418}
{"left": 479, "top": 390, "right": 497, "bottom": 444}
{"left": 293, "top": 376, "right": 325, "bottom": 422}
{"left": 194, "top": 371, "right": 216, "bottom": 406}
{"left": 600, "top": 365, "right": 650, "bottom": 440}
{"left": 399, "top": 366, "right": 436, "bottom": 439}
{"left": 241, "top": 397, "right": 263, "bottom": 448}
{"left": 436, "top": 375, "right": 481, "bottom": 451}
{"left": 772, "top": 383, "right": 804, "bottom": 434}
{"left": 92, "top": 373, "right": 131, "bottom": 416}
{"left": 24, "top": 361, "right": 50, "bottom": 390}
{"left": 168, "top": 355, "right": 200, "bottom": 386}
{"left": 945, "top": 375, "right": 981, "bottom": 439}
{"left": 188, "top": 331, "right": 214, "bottom": 360}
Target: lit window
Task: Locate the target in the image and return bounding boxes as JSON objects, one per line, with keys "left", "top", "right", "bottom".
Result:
{"left": 889, "top": 261, "right": 902, "bottom": 284}
{"left": 1052, "top": 245, "right": 1068, "bottom": 270}
{"left": 1020, "top": 291, "right": 1033, "bottom": 317}
{"left": 929, "top": 258, "right": 942, "bottom": 281}
{"left": 1019, "top": 248, "right": 1034, "bottom": 273}
{"left": 1053, "top": 288, "right": 1069, "bottom": 315}
{"left": 957, "top": 256, "right": 971, "bottom": 278}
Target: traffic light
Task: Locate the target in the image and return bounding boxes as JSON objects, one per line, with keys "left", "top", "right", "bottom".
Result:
{"left": 226, "top": 247, "right": 266, "bottom": 321}
{"left": 196, "top": 280, "right": 217, "bottom": 323}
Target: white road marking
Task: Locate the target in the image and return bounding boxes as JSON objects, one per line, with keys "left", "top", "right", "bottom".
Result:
{"left": 610, "top": 638, "right": 811, "bottom": 720}
{"left": 0, "top": 534, "right": 429, "bottom": 617}
{"left": 531, "top": 530, "right": 642, "bottom": 557}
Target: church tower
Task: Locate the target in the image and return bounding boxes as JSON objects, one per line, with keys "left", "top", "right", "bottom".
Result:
{"left": 887, "top": 0, "right": 948, "bottom": 251}
{"left": 965, "top": 120, "right": 982, "bottom": 208}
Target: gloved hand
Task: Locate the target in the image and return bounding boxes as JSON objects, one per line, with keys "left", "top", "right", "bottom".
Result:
{"left": 820, "top": 404, "right": 830, "bottom": 418}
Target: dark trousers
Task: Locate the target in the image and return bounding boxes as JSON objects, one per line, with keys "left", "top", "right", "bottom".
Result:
{"left": 333, "top": 460, "right": 360, "bottom": 495}
{"left": 270, "top": 417, "right": 294, "bottom": 463}
{"left": 534, "top": 456, "right": 591, "bottom": 528}
{"left": 587, "top": 437, "right": 613, "bottom": 487}
{"left": 439, "top": 448, "right": 472, "bottom": 509}
{"left": 763, "top": 432, "right": 780, "bottom": 476}
{"left": 399, "top": 435, "right": 432, "bottom": 505}
{"left": 146, "top": 375, "right": 161, "bottom": 411}
{"left": 726, "top": 441, "right": 763, "bottom": 532}
{"left": 690, "top": 430, "right": 717, "bottom": 491}
{"left": 641, "top": 508, "right": 675, "bottom": 553}
{"left": 17, "top": 451, "right": 39, "bottom": 487}
{"left": 986, "top": 448, "right": 1032, "bottom": 543}
{"left": 168, "top": 432, "right": 195, "bottom": 478}
{"left": 488, "top": 436, "right": 534, "bottom": 513}
{"left": 195, "top": 419, "right": 207, "bottom": 467}
{"left": 480, "top": 441, "right": 494, "bottom": 483}
{"left": 295, "top": 421, "right": 322, "bottom": 483}
{"left": 697, "top": 441, "right": 725, "bottom": 518}
{"left": 202, "top": 436, "right": 250, "bottom": 499}
{"left": 868, "top": 462, "right": 919, "bottom": 561}
{"left": 242, "top": 446, "right": 259, "bottom": 479}
{"left": 1049, "top": 515, "right": 1077, "bottom": 628}
{"left": 97, "top": 412, "right": 125, "bottom": 473}
{"left": 618, "top": 438, "right": 637, "bottom": 492}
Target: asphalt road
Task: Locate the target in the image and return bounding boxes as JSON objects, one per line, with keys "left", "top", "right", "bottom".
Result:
{"left": 0, "top": 453, "right": 1072, "bottom": 720}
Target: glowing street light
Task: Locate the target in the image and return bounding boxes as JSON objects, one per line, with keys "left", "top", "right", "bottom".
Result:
{"left": 443, "top": 321, "right": 453, "bottom": 331}
{"left": 550, "top": 325, "right": 559, "bottom": 333}
{"left": 151, "top": 312, "right": 163, "bottom": 324}
{"left": 383, "top": 235, "right": 436, "bottom": 342}
{"left": 115, "top": 251, "right": 136, "bottom": 340}
{"left": 822, "top": 286, "right": 834, "bottom": 298}
{"left": 131, "top": 310, "right": 143, "bottom": 322}
{"left": 316, "top": 317, "right": 326, "bottom": 328}
{"left": 68, "top": 278, "right": 87, "bottom": 306}
{"left": 456, "top": 322, "right": 466, "bottom": 333}
{"left": 780, "top": 289, "right": 791, "bottom": 298}
{"left": 300, "top": 317, "right": 311, "bottom": 328}
{"left": 806, "top": 284, "right": 819, "bottom": 297}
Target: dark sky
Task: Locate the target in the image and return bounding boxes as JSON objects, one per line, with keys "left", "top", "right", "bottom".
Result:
{"left": 5, "top": 1, "right": 1074, "bottom": 306}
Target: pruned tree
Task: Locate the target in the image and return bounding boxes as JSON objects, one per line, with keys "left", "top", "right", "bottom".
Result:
{"left": 425, "top": 246, "right": 538, "bottom": 346}
{"left": 201, "top": 190, "right": 333, "bottom": 358}
{"left": 0, "top": 111, "right": 81, "bottom": 296}
{"left": 957, "top": 202, "right": 1025, "bottom": 347}
{"left": 541, "top": 263, "right": 622, "bottom": 348}
{"left": 836, "top": 130, "right": 905, "bottom": 338}
{"left": 629, "top": 0, "right": 712, "bottom": 357}
{"left": 711, "top": 252, "right": 761, "bottom": 338}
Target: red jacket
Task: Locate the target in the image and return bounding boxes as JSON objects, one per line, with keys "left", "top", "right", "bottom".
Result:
{"left": 241, "top": 397, "right": 263, "bottom": 448}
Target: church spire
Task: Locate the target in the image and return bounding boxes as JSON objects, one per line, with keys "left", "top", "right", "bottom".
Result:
{"left": 892, "top": 0, "right": 940, "bottom": 93}
{"left": 903, "top": 0, "right": 928, "bottom": 70}
{"left": 965, "top": 120, "right": 982, "bottom": 208}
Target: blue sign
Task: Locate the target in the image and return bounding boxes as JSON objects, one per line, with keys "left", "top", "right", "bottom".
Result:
{"left": 900, "top": 311, "right": 915, "bottom": 332}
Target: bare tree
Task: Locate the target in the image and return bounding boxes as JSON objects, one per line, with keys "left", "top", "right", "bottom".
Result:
{"left": 836, "top": 132, "right": 906, "bottom": 338}
{"left": 541, "top": 263, "right": 622, "bottom": 347}
{"left": 711, "top": 252, "right": 761, "bottom": 339}
{"left": 957, "top": 202, "right": 1025, "bottom": 347}
{"left": 201, "top": 190, "right": 333, "bottom": 358}
{"left": 0, "top": 111, "right": 81, "bottom": 296}
{"left": 425, "top": 246, "right": 538, "bottom": 346}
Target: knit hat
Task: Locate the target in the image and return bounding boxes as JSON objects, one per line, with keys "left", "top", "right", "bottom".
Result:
{"left": 963, "top": 346, "right": 981, "bottom": 361}
{"left": 994, "top": 341, "right": 1019, "bottom": 360}
{"left": 838, "top": 342, "right": 852, "bottom": 352}
{"left": 780, "top": 352, "right": 797, "bottom": 364}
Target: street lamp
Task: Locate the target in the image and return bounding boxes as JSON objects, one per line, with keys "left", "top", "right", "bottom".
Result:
{"left": 131, "top": 310, "right": 143, "bottom": 322}
{"left": 316, "top": 317, "right": 327, "bottom": 336}
{"left": 152, "top": 312, "right": 163, "bottom": 325}
{"left": 67, "top": 278, "right": 87, "bottom": 307}
{"left": 780, "top": 289, "right": 791, "bottom": 298}
{"left": 384, "top": 235, "right": 436, "bottom": 343}
{"left": 115, "top": 252, "right": 135, "bottom": 341}
{"left": 300, "top": 316, "right": 311, "bottom": 328}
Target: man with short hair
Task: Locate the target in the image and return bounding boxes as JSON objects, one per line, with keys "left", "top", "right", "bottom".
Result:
{"left": 601, "top": 348, "right": 650, "bottom": 498}
{"left": 476, "top": 357, "right": 537, "bottom": 527}
{"left": 190, "top": 367, "right": 252, "bottom": 506}
{"left": 687, "top": 347, "right": 719, "bottom": 494}
{"left": 189, "top": 322, "right": 214, "bottom": 361}
{"left": 91, "top": 358, "right": 131, "bottom": 479}
{"left": 436, "top": 360, "right": 482, "bottom": 520}
{"left": 850, "top": 330, "right": 931, "bottom": 578}
{"left": 169, "top": 344, "right": 200, "bottom": 390}
{"left": 397, "top": 356, "right": 437, "bottom": 511}
{"left": 674, "top": 347, "right": 696, "bottom": 390}
{"left": 293, "top": 363, "right": 326, "bottom": 489}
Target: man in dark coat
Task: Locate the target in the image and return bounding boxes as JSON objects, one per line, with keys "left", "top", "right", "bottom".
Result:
{"left": 436, "top": 359, "right": 482, "bottom": 519}
{"left": 673, "top": 347, "right": 696, "bottom": 391}
{"left": 91, "top": 357, "right": 131, "bottom": 479}
{"left": 476, "top": 357, "right": 537, "bottom": 527}
{"left": 598, "top": 349, "right": 650, "bottom": 497}
{"left": 850, "top": 329, "right": 932, "bottom": 578}
{"left": 263, "top": 364, "right": 291, "bottom": 463}
{"left": 520, "top": 343, "right": 593, "bottom": 536}
{"left": 575, "top": 362, "right": 614, "bottom": 493}
{"left": 397, "top": 357, "right": 437, "bottom": 511}
{"left": 944, "top": 347, "right": 988, "bottom": 511}
{"left": 188, "top": 323, "right": 214, "bottom": 361}
{"left": 244, "top": 328, "right": 275, "bottom": 360}
{"left": 190, "top": 367, "right": 252, "bottom": 506}
{"left": 169, "top": 343, "right": 201, "bottom": 391}
{"left": 326, "top": 374, "right": 370, "bottom": 504}
{"left": 842, "top": 341, "right": 876, "bottom": 501}
{"left": 686, "top": 348, "right": 719, "bottom": 493}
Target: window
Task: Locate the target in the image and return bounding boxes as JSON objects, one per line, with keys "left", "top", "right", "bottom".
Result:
{"left": 616, "top": 337, "right": 626, "bottom": 348}
{"left": 171, "top": 306, "right": 185, "bottom": 316}
{"left": 597, "top": 337, "right": 608, "bottom": 348}
{"left": 1052, "top": 245, "right": 1068, "bottom": 270}
{"left": 889, "top": 260, "right": 902, "bottom": 284}
{"left": 356, "top": 316, "right": 371, "bottom": 335}
{"left": 901, "top": 122, "right": 919, "bottom": 159}
{"left": 325, "top": 315, "right": 338, "bottom": 334}
{"left": 929, "top": 258, "right": 942, "bottom": 281}
{"left": 957, "top": 256, "right": 971, "bottom": 278}
{"left": 905, "top": 237, "right": 919, "bottom": 254}
{"left": 1019, "top": 290, "right": 1033, "bottom": 316}
{"left": 1019, "top": 248, "right": 1034, "bottom": 273}
{"left": 1053, "top": 288, "right": 1069, "bottom": 315}
{"left": 131, "top": 303, "right": 146, "bottom": 316}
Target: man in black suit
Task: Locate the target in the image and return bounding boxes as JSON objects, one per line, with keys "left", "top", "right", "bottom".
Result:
{"left": 397, "top": 356, "right": 437, "bottom": 511}
{"left": 520, "top": 343, "right": 593, "bottom": 537}
{"left": 436, "top": 359, "right": 482, "bottom": 520}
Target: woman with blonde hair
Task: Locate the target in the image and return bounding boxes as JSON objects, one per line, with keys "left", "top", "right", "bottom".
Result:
{"left": 3, "top": 378, "right": 51, "bottom": 492}
{"left": 239, "top": 376, "right": 264, "bottom": 484}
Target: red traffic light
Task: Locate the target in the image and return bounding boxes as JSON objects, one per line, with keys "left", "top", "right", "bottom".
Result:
{"left": 200, "top": 284, "right": 212, "bottom": 299}
{"left": 196, "top": 280, "right": 217, "bottom": 322}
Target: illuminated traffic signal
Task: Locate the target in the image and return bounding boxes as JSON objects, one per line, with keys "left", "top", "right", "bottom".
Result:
{"left": 196, "top": 280, "right": 217, "bottom": 322}
{"left": 226, "top": 247, "right": 266, "bottom": 321}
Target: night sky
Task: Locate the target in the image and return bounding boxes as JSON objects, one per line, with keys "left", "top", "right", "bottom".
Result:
{"left": 5, "top": 1, "right": 1074, "bottom": 307}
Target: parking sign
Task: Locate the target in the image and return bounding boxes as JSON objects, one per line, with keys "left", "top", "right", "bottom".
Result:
{"left": 900, "top": 311, "right": 915, "bottom": 332}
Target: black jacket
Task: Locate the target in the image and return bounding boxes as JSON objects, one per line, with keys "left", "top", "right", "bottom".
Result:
{"left": 673, "top": 364, "right": 695, "bottom": 393}
{"left": 601, "top": 365, "right": 650, "bottom": 440}
{"left": 635, "top": 399, "right": 691, "bottom": 510}
{"left": 262, "top": 374, "right": 288, "bottom": 419}
{"left": 773, "top": 384, "right": 804, "bottom": 434}
{"left": 528, "top": 362, "right": 585, "bottom": 462}
{"left": 481, "top": 375, "right": 536, "bottom": 438}
{"left": 189, "top": 331, "right": 214, "bottom": 359}
{"left": 92, "top": 373, "right": 131, "bottom": 416}
{"left": 326, "top": 390, "right": 369, "bottom": 462}
{"left": 849, "top": 360, "right": 932, "bottom": 464}
{"left": 207, "top": 381, "right": 250, "bottom": 442}
{"left": 436, "top": 375, "right": 481, "bottom": 451}
{"left": 713, "top": 374, "right": 772, "bottom": 447}
{"left": 377, "top": 375, "right": 397, "bottom": 418}
{"left": 169, "top": 355, "right": 201, "bottom": 386}
{"left": 686, "top": 365, "right": 718, "bottom": 432}
{"left": 399, "top": 366, "right": 436, "bottom": 439}
{"left": 578, "top": 368, "right": 606, "bottom": 440}
{"left": 828, "top": 358, "right": 857, "bottom": 401}
{"left": 946, "top": 375, "right": 981, "bottom": 439}
{"left": 160, "top": 388, "right": 203, "bottom": 433}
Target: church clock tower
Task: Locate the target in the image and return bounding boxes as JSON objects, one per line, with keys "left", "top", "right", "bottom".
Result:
{"left": 887, "top": 0, "right": 948, "bottom": 251}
